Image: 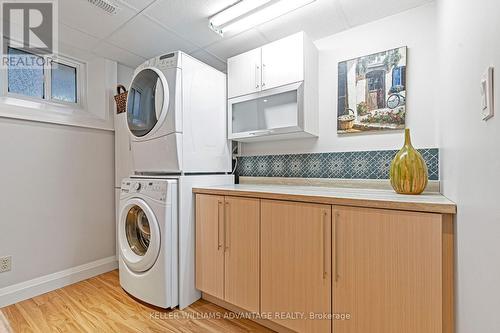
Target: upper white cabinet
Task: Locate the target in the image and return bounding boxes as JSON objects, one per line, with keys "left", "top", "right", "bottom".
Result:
{"left": 227, "top": 32, "right": 318, "bottom": 142}
{"left": 261, "top": 32, "right": 303, "bottom": 91}
{"left": 227, "top": 48, "right": 262, "bottom": 98}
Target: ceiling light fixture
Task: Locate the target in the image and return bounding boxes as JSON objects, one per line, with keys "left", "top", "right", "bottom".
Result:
{"left": 209, "top": 0, "right": 316, "bottom": 36}
{"left": 210, "top": 0, "right": 272, "bottom": 28}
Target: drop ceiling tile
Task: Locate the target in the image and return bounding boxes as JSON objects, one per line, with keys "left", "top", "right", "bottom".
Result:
{"left": 92, "top": 41, "right": 146, "bottom": 67}
{"left": 58, "top": 23, "right": 101, "bottom": 51}
{"left": 205, "top": 29, "right": 268, "bottom": 61}
{"left": 1, "top": 16, "right": 101, "bottom": 54}
{"left": 58, "top": 0, "right": 137, "bottom": 39}
{"left": 120, "top": 0, "right": 157, "bottom": 12}
{"left": 59, "top": 42, "right": 94, "bottom": 60}
{"left": 256, "top": 0, "right": 349, "bottom": 42}
{"left": 189, "top": 49, "right": 227, "bottom": 73}
{"left": 105, "top": 15, "right": 197, "bottom": 59}
{"left": 144, "top": 0, "right": 235, "bottom": 48}
{"left": 338, "top": 0, "right": 433, "bottom": 27}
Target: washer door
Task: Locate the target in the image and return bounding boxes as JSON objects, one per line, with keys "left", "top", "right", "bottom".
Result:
{"left": 127, "top": 68, "right": 169, "bottom": 138}
{"left": 119, "top": 198, "right": 161, "bottom": 272}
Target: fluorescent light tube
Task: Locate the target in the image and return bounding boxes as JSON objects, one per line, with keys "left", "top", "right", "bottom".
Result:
{"left": 210, "top": 0, "right": 316, "bottom": 36}
{"left": 210, "top": 0, "right": 272, "bottom": 27}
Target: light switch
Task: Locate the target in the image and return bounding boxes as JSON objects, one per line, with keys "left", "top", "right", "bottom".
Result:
{"left": 481, "top": 66, "right": 494, "bottom": 121}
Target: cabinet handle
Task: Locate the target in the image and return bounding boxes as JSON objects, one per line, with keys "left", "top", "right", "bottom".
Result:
{"left": 224, "top": 201, "right": 230, "bottom": 251}
{"left": 217, "top": 200, "right": 223, "bottom": 250}
{"left": 322, "top": 211, "right": 328, "bottom": 279}
{"left": 334, "top": 211, "right": 340, "bottom": 282}
{"left": 262, "top": 63, "right": 266, "bottom": 88}
{"left": 255, "top": 64, "right": 260, "bottom": 89}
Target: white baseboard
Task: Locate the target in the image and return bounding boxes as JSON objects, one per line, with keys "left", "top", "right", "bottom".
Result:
{"left": 0, "top": 256, "right": 118, "bottom": 308}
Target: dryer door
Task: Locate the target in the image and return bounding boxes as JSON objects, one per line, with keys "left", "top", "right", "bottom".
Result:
{"left": 119, "top": 198, "right": 161, "bottom": 272}
{"left": 127, "top": 68, "right": 169, "bottom": 138}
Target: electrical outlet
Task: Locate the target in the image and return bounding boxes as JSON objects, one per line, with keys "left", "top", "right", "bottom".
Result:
{"left": 0, "top": 256, "right": 12, "bottom": 273}
{"left": 231, "top": 141, "right": 240, "bottom": 159}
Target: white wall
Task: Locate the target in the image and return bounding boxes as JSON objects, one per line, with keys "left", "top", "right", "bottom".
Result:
{"left": 0, "top": 119, "right": 115, "bottom": 289}
{"left": 0, "top": 48, "right": 117, "bottom": 292}
{"left": 437, "top": 0, "right": 500, "bottom": 332}
{"left": 118, "top": 63, "right": 135, "bottom": 89}
{"left": 241, "top": 3, "right": 437, "bottom": 156}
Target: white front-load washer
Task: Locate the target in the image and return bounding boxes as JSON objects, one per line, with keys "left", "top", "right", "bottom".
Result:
{"left": 126, "top": 51, "right": 231, "bottom": 174}
{"left": 118, "top": 178, "right": 178, "bottom": 308}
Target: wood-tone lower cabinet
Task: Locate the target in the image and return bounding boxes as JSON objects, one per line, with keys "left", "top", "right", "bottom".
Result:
{"left": 224, "top": 196, "right": 260, "bottom": 313}
{"left": 332, "top": 206, "right": 453, "bottom": 333}
{"left": 195, "top": 189, "right": 454, "bottom": 333}
{"left": 261, "top": 199, "right": 332, "bottom": 333}
{"left": 195, "top": 194, "right": 224, "bottom": 299}
{"left": 195, "top": 194, "right": 260, "bottom": 313}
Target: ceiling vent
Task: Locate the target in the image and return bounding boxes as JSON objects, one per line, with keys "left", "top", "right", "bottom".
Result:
{"left": 87, "top": 0, "right": 120, "bottom": 15}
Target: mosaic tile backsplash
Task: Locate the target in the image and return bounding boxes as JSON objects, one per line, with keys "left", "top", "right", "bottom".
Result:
{"left": 236, "top": 149, "right": 439, "bottom": 180}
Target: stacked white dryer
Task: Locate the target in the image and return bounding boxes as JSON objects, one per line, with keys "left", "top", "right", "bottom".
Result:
{"left": 117, "top": 51, "right": 233, "bottom": 309}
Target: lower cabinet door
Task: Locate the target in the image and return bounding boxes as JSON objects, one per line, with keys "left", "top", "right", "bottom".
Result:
{"left": 261, "top": 199, "right": 331, "bottom": 333}
{"left": 332, "top": 206, "right": 444, "bottom": 333}
{"left": 195, "top": 194, "right": 224, "bottom": 299}
{"left": 224, "top": 196, "right": 260, "bottom": 313}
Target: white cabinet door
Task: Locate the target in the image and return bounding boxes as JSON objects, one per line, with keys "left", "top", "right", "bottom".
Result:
{"left": 261, "top": 33, "right": 304, "bottom": 91}
{"left": 228, "top": 48, "right": 262, "bottom": 98}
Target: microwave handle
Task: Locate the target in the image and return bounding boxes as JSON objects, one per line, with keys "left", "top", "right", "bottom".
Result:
{"left": 249, "top": 129, "right": 274, "bottom": 136}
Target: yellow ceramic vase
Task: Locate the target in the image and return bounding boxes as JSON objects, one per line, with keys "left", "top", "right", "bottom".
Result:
{"left": 390, "top": 128, "right": 428, "bottom": 195}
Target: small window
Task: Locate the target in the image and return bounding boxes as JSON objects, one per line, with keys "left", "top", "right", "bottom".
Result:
{"left": 51, "top": 62, "right": 77, "bottom": 103}
{"left": 7, "top": 47, "right": 45, "bottom": 98}
{"left": 3, "top": 45, "right": 83, "bottom": 107}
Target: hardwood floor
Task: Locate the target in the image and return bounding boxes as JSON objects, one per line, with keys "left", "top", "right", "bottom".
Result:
{"left": 0, "top": 270, "right": 272, "bottom": 333}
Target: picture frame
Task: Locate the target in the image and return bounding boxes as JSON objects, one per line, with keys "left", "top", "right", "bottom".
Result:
{"left": 337, "top": 46, "right": 407, "bottom": 133}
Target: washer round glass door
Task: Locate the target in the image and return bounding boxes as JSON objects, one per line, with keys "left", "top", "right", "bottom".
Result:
{"left": 119, "top": 198, "right": 161, "bottom": 272}
{"left": 127, "top": 68, "right": 167, "bottom": 137}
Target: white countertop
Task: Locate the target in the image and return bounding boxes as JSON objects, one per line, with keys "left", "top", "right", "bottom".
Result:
{"left": 193, "top": 184, "right": 456, "bottom": 214}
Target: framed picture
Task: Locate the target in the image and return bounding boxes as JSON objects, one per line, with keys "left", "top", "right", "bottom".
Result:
{"left": 337, "top": 46, "right": 407, "bottom": 134}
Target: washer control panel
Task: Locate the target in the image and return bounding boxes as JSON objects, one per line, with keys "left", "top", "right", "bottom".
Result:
{"left": 121, "top": 179, "right": 168, "bottom": 202}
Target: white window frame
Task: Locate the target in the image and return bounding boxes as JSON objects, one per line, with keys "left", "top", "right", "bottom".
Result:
{"left": 1, "top": 44, "right": 87, "bottom": 111}
{"left": 0, "top": 38, "right": 114, "bottom": 131}
{"left": 48, "top": 57, "right": 85, "bottom": 108}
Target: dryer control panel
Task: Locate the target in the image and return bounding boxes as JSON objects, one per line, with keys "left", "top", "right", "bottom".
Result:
{"left": 121, "top": 179, "right": 171, "bottom": 202}
{"left": 158, "top": 52, "right": 178, "bottom": 69}
{"left": 135, "top": 52, "right": 180, "bottom": 72}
